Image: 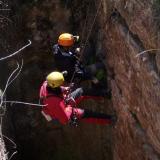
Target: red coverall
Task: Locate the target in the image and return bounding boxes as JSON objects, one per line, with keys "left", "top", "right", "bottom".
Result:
{"left": 40, "top": 81, "right": 112, "bottom": 125}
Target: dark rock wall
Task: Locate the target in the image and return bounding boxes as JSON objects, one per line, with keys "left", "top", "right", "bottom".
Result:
{"left": 1, "top": 0, "right": 160, "bottom": 160}
{"left": 5, "top": 1, "right": 112, "bottom": 160}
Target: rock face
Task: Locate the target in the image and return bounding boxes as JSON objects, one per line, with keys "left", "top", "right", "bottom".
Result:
{"left": 1, "top": 0, "right": 160, "bottom": 160}
{"left": 98, "top": 0, "right": 160, "bottom": 159}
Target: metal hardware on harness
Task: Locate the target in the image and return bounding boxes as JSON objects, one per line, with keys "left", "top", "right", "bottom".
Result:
{"left": 69, "top": 112, "right": 78, "bottom": 127}
{"left": 67, "top": 97, "right": 78, "bottom": 127}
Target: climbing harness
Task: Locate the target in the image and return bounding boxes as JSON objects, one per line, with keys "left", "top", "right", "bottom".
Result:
{"left": 68, "top": 97, "right": 79, "bottom": 127}
{"left": 63, "top": 85, "right": 79, "bottom": 127}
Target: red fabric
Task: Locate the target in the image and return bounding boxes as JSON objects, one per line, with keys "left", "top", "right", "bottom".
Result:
{"left": 75, "top": 96, "right": 104, "bottom": 105}
{"left": 40, "top": 81, "right": 84, "bottom": 124}
{"left": 40, "top": 81, "right": 111, "bottom": 125}
{"left": 81, "top": 118, "right": 112, "bottom": 125}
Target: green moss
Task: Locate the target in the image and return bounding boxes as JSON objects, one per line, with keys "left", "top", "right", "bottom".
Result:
{"left": 96, "top": 69, "right": 105, "bottom": 80}
{"left": 155, "top": 0, "right": 160, "bottom": 5}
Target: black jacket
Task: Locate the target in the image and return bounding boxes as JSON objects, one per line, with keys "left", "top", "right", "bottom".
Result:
{"left": 52, "top": 44, "right": 84, "bottom": 82}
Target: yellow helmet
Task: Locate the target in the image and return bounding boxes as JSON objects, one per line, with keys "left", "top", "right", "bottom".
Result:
{"left": 58, "top": 33, "right": 74, "bottom": 47}
{"left": 46, "top": 71, "right": 64, "bottom": 88}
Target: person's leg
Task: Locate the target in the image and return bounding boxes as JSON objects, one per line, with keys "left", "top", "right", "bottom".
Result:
{"left": 70, "top": 88, "right": 83, "bottom": 100}
{"left": 81, "top": 109, "right": 116, "bottom": 125}
{"left": 69, "top": 87, "right": 105, "bottom": 104}
{"left": 65, "top": 106, "right": 84, "bottom": 126}
{"left": 82, "top": 109, "right": 112, "bottom": 119}
{"left": 82, "top": 86, "right": 111, "bottom": 98}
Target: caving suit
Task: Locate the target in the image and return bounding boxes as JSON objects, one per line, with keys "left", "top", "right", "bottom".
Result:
{"left": 52, "top": 44, "right": 104, "bottom": 83}
{"left": 40, "top": 81, "right": 113, "bottom": 125}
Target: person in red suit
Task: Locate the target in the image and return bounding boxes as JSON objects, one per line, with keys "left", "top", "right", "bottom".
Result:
{"left": 40, "top": 71, "right": 116, "bottom": 126}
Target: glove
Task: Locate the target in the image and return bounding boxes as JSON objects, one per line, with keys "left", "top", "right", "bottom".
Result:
{"left": 73, "top": 36, "right": 80, "bottom": 43}
{"left": 64, "top": 96, "right": 76, "bottom": 105}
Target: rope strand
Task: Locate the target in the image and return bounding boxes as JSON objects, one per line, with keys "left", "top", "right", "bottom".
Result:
{"left": 70, "top": 0, "right": 103, "bottom": 84}
{"left": 0, "top": 40, "right": 31, "bottom": 61}
{"left": 8, "top": 59, "right": 23, "bottom": 86}
{"left": 0, "top": 62, "right": 21, "bottom": 107}
{"left": 4, "top": 101, "right": 46, "bottom": 107}
{"left": 135, "top": 48, "right": 160, "bottom": 58}
{"left": 80, "top": 0, "right": 103, "bottom": 56}
{"left": 80, "top": 1, "right": 91, "bottom": 47}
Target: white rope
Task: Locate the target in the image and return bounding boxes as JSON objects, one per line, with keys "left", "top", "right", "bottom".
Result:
{"left": 0, "top": 117, "right": 3, "bottom": 140}
{"left": 0, "top": 125, "right": 7, "bottom": 160}
{"left": 2, "top": 135, "right": 16, "bottom": 160}
{"left": 0, "top": 15, "right": 12, "bottom": 23}
{"left": 3, "top": 135, "right": 16, "bottom": 149}
{"left": 135, "top": 49, "right": 160, "bottom": 58}
{"left": 0, "top": 40, "right": 32, "bottom": 61}
{"left": 0, "top": 62, "right": 20, "bottom": 107}
{"left": 8, "top": 59, "right": 23, "bottom": 86}
{"left": 4, "top": 101, "right": 46, "bottom": 107}
{"left": 8, "top": 151, "right": 17, "bottom": 160}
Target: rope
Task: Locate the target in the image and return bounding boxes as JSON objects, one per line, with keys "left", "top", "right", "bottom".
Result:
{"left": 67, "top": 97, "right": 78, "bottom": 127}
{"left": 79, "top": 1, "right": 91, "bottom": 47}
{"left": 3, "top": 135, "right": 17, "bottom": 160}
{"left": 8, "top": 151, "right": 17, "bottom": 160}
{"left": 0, "top": 40, "right": 31, "bottom": 61}
{"left": 70, "top": 0, "right": 103, "bottom": 84}
{"left": 135, "top": 48, "right": 160, "bottom": 58}
{"left": 4, "top": 101, "right": 46, "bottom": 107}
{"left": 0, "top": 116, "right": 7, "bottom": 160}
{"left": 8, "top": 59, "right": 23, "bottom": 86}
{"left": 0, "top": 61, "right": 22, "bottom": 108}
{"left": 80, "top": 0, "right": 103, "bottom": 56}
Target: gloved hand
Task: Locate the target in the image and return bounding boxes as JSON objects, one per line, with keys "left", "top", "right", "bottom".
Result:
{"left": 73, "top": 36, "right": 80, "bottom": 43}
{"left": 75, "top": 47, "right": 81, "bottom": 53}
{"left": 75, "top": 48, "right": 81, "bottom": 57}
{"left": 64, "top": 96, "right": 76, "bottom": 105}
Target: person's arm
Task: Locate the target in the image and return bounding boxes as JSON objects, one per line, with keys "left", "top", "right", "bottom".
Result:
{"left": 52, "top": 44, "right": 61, "bottom": 57}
